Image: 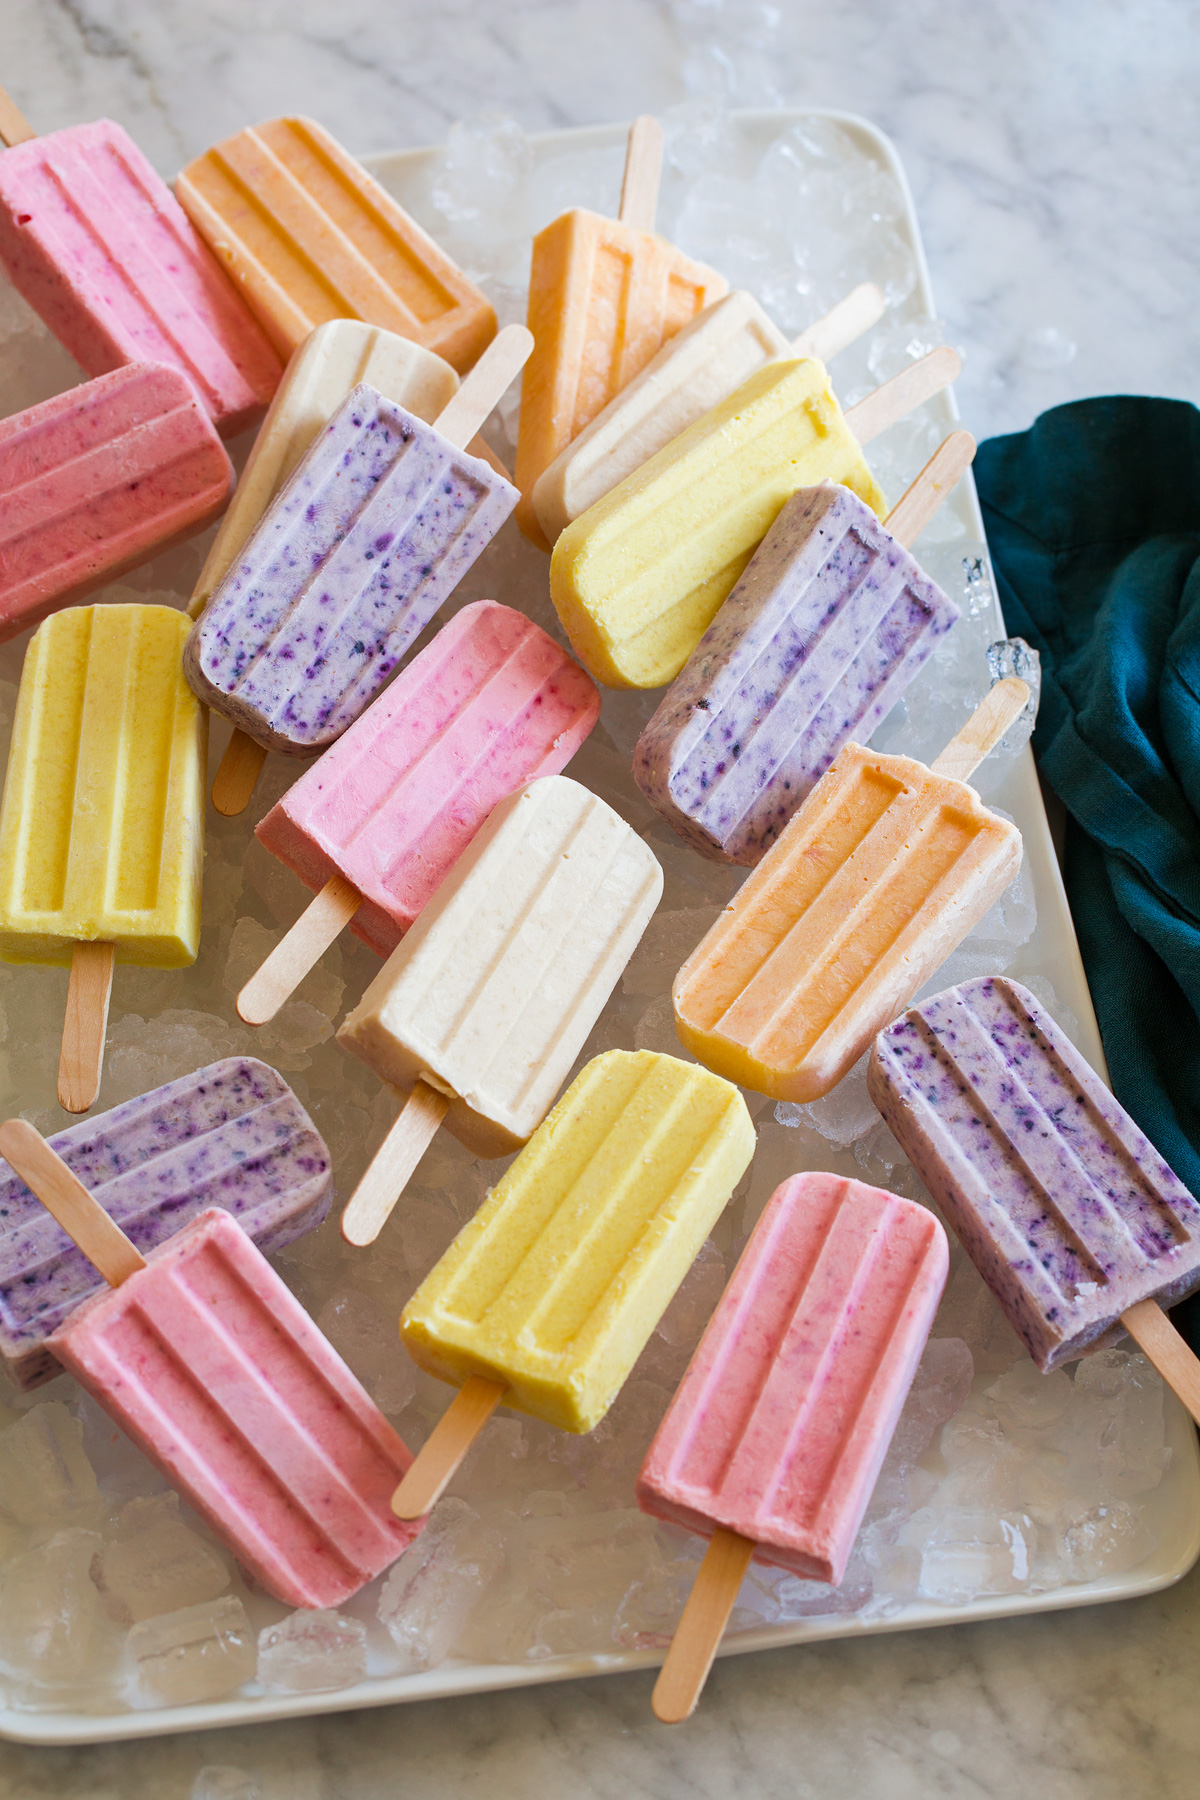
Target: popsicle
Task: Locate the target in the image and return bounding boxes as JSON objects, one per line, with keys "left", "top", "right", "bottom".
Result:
{"left": 336, "top": 774, "right": 663, "bottom": 1246}
{"left": 869, "top": 975, "right": 1200, "bottom": 1422}
{"left": 0, "top": 603, "right": 207, "bottom": 1113}
{"left": 176, "top": 115, "right": 496, "bottom": 373}
{"left": 673, "top": 677, "right": 1029, "bottom": 1103}
{"left": 0, "top": 361, "right": 233, "bottom": 644}
{"left": 393, "top": 1048, "right": 756, "bottom": 1519}
{"left": 514, "top": 115, "right": 729, "bottom": 551}
{"left": 0, "top": 89, "right": 282, "bottom": 437}
{"left": 187, "top": 323, "right": 532, "bottom": 818}
{"left": 0, "top": 1119, "right": 421, "bottom": 1608}
{"left": 633, "top": 432, "right": 973, "bottom": 866}
{"left": 550, "top": 347, "right": 962, "bottom": 688}
{"left": 532, "top": 280, "right": 886, "bottom": 545}
{"left": 640, "top": 1171, "right": 948, "bottom": 1720}
{"left": 0, "top": 1056, "right": 331, "bottom": 1391}
{"left": 238, "top": 601, "right": 601, "bottom": 1023}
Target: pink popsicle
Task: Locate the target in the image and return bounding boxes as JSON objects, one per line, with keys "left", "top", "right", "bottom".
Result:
{"left": 0, "top": 118, "right": 282, "bottom": 437}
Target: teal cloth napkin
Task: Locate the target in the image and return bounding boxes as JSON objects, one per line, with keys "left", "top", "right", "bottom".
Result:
{"left": 975, "top": 397, "right": 1200, "bottom": 1344}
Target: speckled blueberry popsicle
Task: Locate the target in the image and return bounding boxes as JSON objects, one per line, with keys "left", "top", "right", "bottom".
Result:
{"left": 869, "top": 976, "right": 1200, "bottom": 1421}
{"left": 184, "top": 325, "right": 532, "bottom": 818}
{"left": 634, "top": 434, "right": 972, "bottom": 866}
{"left": 0, "top": 1056, "right": 332, "bottom": 1391}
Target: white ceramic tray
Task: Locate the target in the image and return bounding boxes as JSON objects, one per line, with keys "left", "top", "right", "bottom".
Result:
{"left": 1, "top": 108, "right": 1195, "bottom": 1745}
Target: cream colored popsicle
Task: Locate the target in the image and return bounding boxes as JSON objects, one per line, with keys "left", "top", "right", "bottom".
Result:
{"left": 673, "top": 679, "right": 1029, "bottom": 1102}
{"left": 531, "top": 281, "right": 885, "bottom": 544}
{"left": 392, "top": 1049, "right": 756, "bottom": 1519}
{"left": 336, "top": 775, "right": 663, "bottom": 1245}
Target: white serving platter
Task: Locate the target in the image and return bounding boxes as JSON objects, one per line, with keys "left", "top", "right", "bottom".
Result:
{"left": 0, "top": 107, "right": 1195, "bottom": 1745}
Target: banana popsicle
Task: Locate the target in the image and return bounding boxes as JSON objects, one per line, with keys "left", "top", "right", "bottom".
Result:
{"left": 673, "top": 678, "right": 1029, "bottom": 1103}
{"left": 176, "top": 115, "right": 496, "bottom": 372}
{"left": 0, "top": 361, "right": 233, "bottom": 644}
{"left": 336, "top": 774, "right": 663, "bottom": 1244}
{"left": 514, "top": 115, "right": 728, "bottom": 551}
{"left": 869, "top": 976, "right": 1200, "bottom": 1422}
{"left": 393, "top": 1049, "right": 756, "bottom": 1519}
{"left": 0, "top": 1120, "right": 421, "bottom": 1609}
{"left": 0, "top": 92, "right": 281, "bottom": 436}
{"left": 186, "top": 323, "right": 532, "bottom": 818}
{"left": 550, "top": 347, "right": 961, "bottom": 688}
{"left": 633, "top": 433, "right": 972, "bottom": 865}
{"left": 238, "top": 601, "right": 600, "bottom": 1024}
{"left": 642, "top": 1172, "right": 947, "bottom": 1721}
{"left": 532, "top": 280, "right": 885, "bottom": 544}
{"left": 0, "top": 1057, "right": 331, "bottom": 1390}
{"left": 0, "top": 604, "right": 207, "bottom": 1113}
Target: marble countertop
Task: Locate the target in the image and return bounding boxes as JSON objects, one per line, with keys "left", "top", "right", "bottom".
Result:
{"left": 3, "top": 1, "right": 1200, "bottom": 1795}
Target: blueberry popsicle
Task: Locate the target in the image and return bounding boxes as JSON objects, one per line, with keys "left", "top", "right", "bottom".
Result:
{"left": 640, "top": 1172, "right": 947, "bottom": 1720}
{"left": 634, "top": 432, "right": 972, "bottom": 865}
{"left": 0, "top": 1119, "right": 421, "bottom": 1609}
{"left": 185, "top": 323, "right": 532, "bottom": 818}
{"left": 0, "top": 1057, "right": 331, "bottom": 1391}
{"left": 869, "top": 975, "right": 1200, "bottom": 1421}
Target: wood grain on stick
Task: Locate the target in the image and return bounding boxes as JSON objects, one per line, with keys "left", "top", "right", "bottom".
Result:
{"left": 434, "top": 324, "right": 534, "bottom": 451}
{"left": 618, "top": 114, "right": 664, "bottom": 231}
{"left": 1122, "top": 1299, "right": 1200, "bottom": 1427}
{"left": 791, "top": 281, "right": 885, "bottom": 363}
{"left": 930, "top": 678, "right": 1030, "bottom": 784}
{"left": 340, "top": 1080, "right": 452, "bottom": 1246}
{"left": 212, "top": 730, "right": 268, "bottom": 817}
{"left": 391, "top": 1374, "right": 506, "bottom": 1520}
{"left": 238, "top": 875, "right": 362, "bottom": 1025}
{"left": 0, "top": 1119, "right": 146, "bottom": 1287}
{"left": 652, "top": 1527, "right": 756, "bottom": 1723}
{"left": 844, "top": 346, "right": 962, "bottom": 446}
{"left": 0, "top": 87, "right": 37, "bottom": 148}
{"left": 58, "top": 941, "right": 115, "bottom": 1114}
{"left": 884, "top": 430, "right": 976, "bottom": 550}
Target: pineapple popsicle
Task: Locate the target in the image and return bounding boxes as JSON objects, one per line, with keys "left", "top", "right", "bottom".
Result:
{"left": 550, "top": 347, "right": 961, "bottom": 689}
{"left": 673, "top": 679, "right": 1029, "bottom": 1103}
{"left": 336, "top": 774, "right": 662, "bottom": 1245}
{"left": 514, "top": 115, "right": 728, "bottom": 551}
{"left": 176, "top": 115, "right": 496, "bottom": 372}
{"left": 0, "top": 605, "right": 206, "bottom": 1113}
{"left": 393, "top": 1048, "right": 756, "bottom": 1519}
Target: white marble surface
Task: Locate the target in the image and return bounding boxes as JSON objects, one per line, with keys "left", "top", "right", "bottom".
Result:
{"left": 2, "top": 2, "right": 1200, "bottom": 1795}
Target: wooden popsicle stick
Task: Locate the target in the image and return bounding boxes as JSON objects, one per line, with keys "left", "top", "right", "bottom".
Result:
{"left": 0, "top": 87, "right": 37, "bottom": 148}
{"left": 1121, "top": 1300, "right": 1200, "bottom": 1427}
{"left": 618, "top": 115, "right": 664, "bottom": 232}
{"left": 433, "top": 324, "right": 534, "bottom": 452}
{"left": 212, "top": 729, "right": 268, "bottom": 817}
{"left": 0, "top": 1119, "right": 145, "bottom": 1287}
{"left": 883, "top": 430, "right": 977, "bottom": 550}
{"left": 57, "top": 941, "right": 115, "bottom": 1114}
{"left": 843, "top": 346, "right": 962, "bottom": 446}
{"left": 790, "top": 281, "right": 886, "bottom": 364}
{"left": 930, "top": 677, "right": 1030, "bottom": 785}
{"left": 391, "top": 1373, "right": 506, "bottom": 1519}
{"left": 652, "top": 1527, "right": 756, "bottom": 1723}
{"left": 340, "top": 1080, "right": 452, "bottom": 1247}
{"left": 237, "top": 875, "right": 362, "bottom": 1026}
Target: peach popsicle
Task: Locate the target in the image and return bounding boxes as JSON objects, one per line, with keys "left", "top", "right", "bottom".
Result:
{"left": 176, "top": 115, "right": 496, "bottom": 373}
{"left": 514, "top": 115, "right": 728, "bottom": 551}
{"left": 672, "top": 677, "right": 1030, "bottom": 1103}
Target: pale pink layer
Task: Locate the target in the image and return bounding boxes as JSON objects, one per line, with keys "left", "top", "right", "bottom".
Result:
{"left": 637, "top": 1172, "right": 947, "bottom": 1585}
{"left": 49, "top": 1208, "right": 420, "bottom": 1608}
{"left": 0, "top": 361, "right": 233, "bottom": 643}
{"left": 256, "top": 600, "right": 601, "bottom": 955}
{"left": 0, "top": 121, "right": 282, "bottom": 437}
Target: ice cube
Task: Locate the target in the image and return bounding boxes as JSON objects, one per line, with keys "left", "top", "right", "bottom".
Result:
{"left": 913, "top": 1507, "right": 1037, "bottom": 1603}
{"left": 0, "top": 1401, "right": 100, "bottom": 1525}
{"left": 986, "top": 1360, "right": 1074, "bottom": 1432}
{"left": 92, "top": 1493, "right": 230, "bottom": 1624}
{"left": 0, "top": 1527, "right": 115, "bottom": 1687}
{"left": 774, "top": 1050, "right": 879, "bottom": 1147}
{"left": 192, "top": 1769, "right": 262, "bottom": 1800}
{"left": 378, "top": 1497, "right": 504, "bottom": 1673}
{"left": 1058, "top": 1501, "right": 1156, "bottom": 1583}
{"left": 128, "top": 1595, "right": 256, "bottom": 1705}
{"left": 315, "top": 1289, "right": 417, "bottom": 1416}
{"left": 257, "top": 1608, "right": 368, "bottom": 1692}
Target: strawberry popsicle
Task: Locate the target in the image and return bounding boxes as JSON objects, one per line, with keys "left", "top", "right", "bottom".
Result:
{"left": 640, "top": 1171, "right": 947, "bottom": 1720}
{"left": 869, "top": 976, "right": 1200, "bottom": 1421}
{"left": 0, "top": 97, "right": 282, "bottom": 437}
{"left": 633, "top": 433, "right": 972, "bottom": 865}
{"left": 0, "top": 362, "right": 233, "bottom": 644}
{"left": 0, "top": 1118, "right": 422, "bottom": 1610}
{"left": 0, "top": 1057, "right": 331, "bottom": 1391}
